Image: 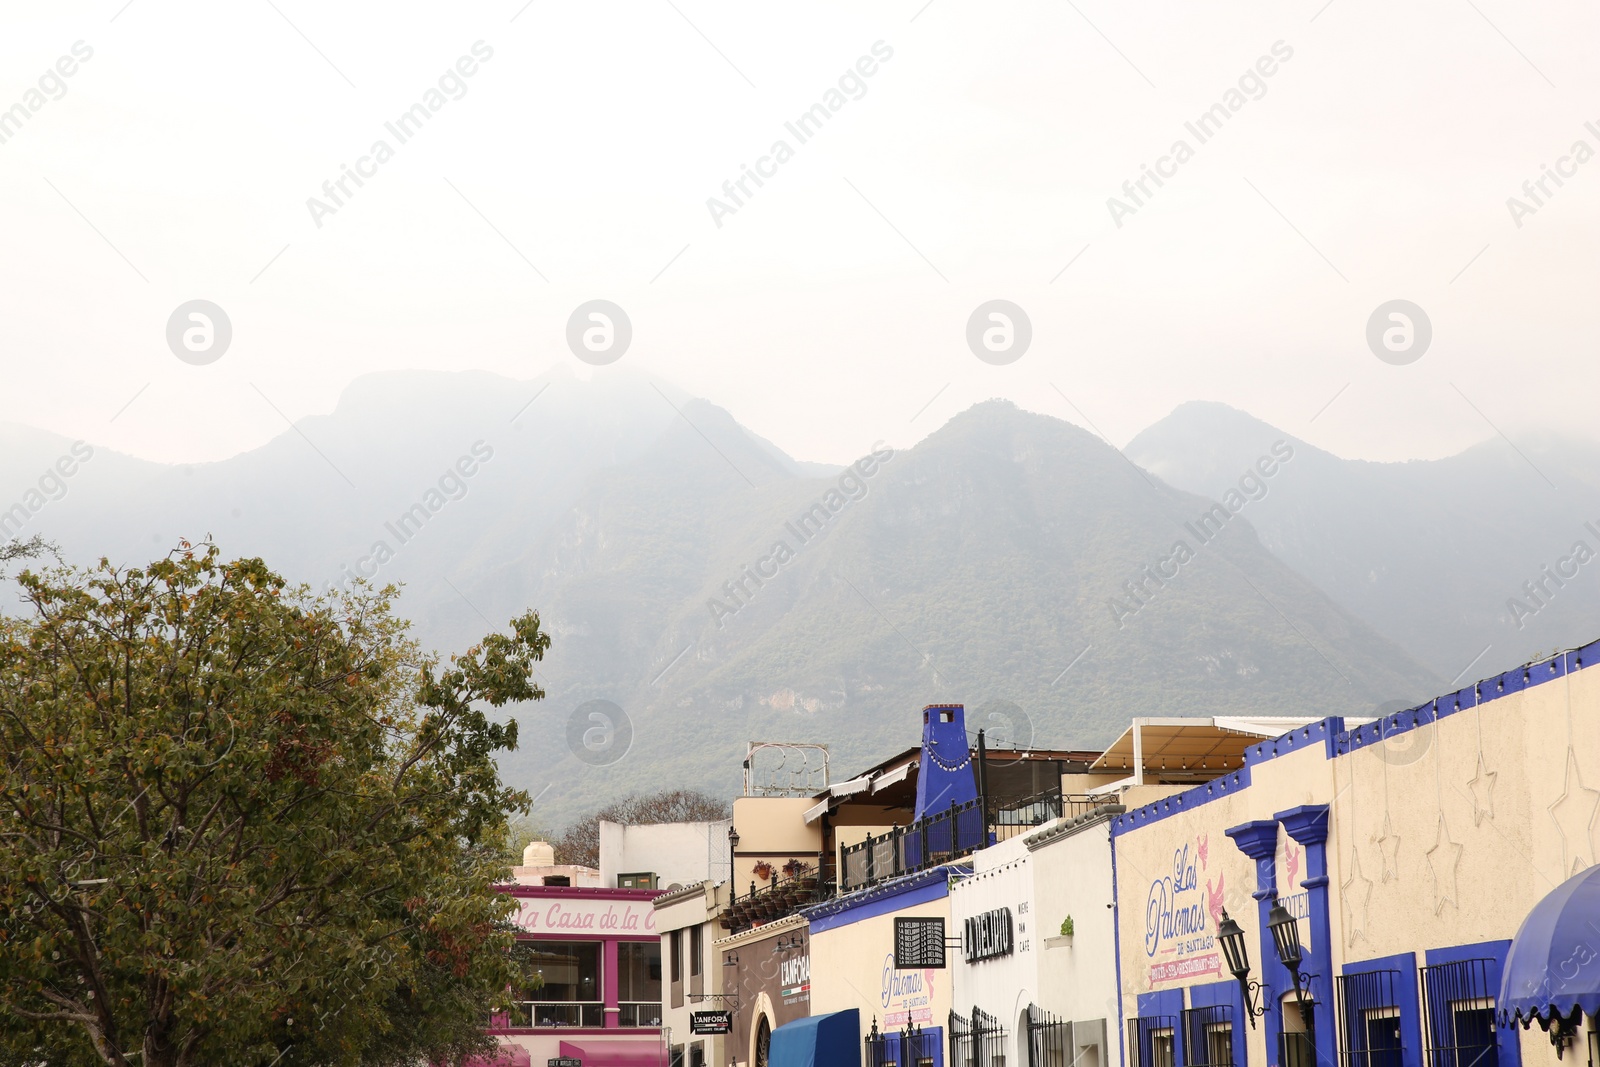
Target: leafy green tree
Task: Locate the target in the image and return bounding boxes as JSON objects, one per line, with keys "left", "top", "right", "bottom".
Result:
{"left": 0, "top": 544, "right": 550, "bottom": 1067}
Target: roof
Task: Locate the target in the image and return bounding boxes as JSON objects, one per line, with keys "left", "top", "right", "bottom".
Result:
{"left": 1089, "top": 716, "right": 1369, "bottom": 776}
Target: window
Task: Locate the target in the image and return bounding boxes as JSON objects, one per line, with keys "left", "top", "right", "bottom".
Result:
{"left": 691, "top": 926, "right": 702, "bottom": 977}
{"left": 511, "top": 940, "right": 602, "bottom": 1028}
{"left": 1184, "top": 1006, "right": 1234, "bottom": 1067}
{"left": 618, "top": 939, "right": 662, "bottom": 1020}
{"left": 543, "top": 875, "right": 571, "bottom": 887}
{"left": 670, "top": 929, "right": 682, "bottom": 984}
{"left": 1420, "top": 960, "right": 1501, "bottom": 1067}
{"left": 689, "top": 1042, "right": 705, "bottom": 1067}
{"left": 1127, "top": 1016, "right": 1178, "bottom": 1067}
{"left": 1338, "top": 969, "right": 1405, "bottom": 1067}
{"left": 1586, "top": 1023, "right": 1598, "bottom": 1067}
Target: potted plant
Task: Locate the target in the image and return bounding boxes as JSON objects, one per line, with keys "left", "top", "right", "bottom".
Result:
{"left": 753, "top": 860, "right": 775, "bottom": 882}
{"left": 1045, "top": 915, "right": 1075, "bottom": 950}
{"left": 782, "top": 858, "right": 804, "bottom": 879}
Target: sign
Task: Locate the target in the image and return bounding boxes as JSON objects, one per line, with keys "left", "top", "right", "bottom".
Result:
{"left": 548, "top": 1059, "right": 581, "bottom": 1067}
{"left": 511, "top": 897, "right": 656, "bottom": 935}
{"left": 881, "top": 952, "right": 936, "bottom": 1026}
{"left": 1143, "top": 839, "right": 1219, "bottom": 984}
{"left": 963, "top": 908, "right": 1014, "bottom": 963}
{"left": 691, "top": 1010, "right": 733, "bottom": 1035}
{"left": 894, "top": 916, "right": 947, "bottom": 968}
{"left": 779, "top": 954, "right": 810, "bottom": 1001}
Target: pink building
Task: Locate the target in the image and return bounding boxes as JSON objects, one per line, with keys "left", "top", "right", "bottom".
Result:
{"left": 487, "top": 884, "right": 666, "bottom": 1066}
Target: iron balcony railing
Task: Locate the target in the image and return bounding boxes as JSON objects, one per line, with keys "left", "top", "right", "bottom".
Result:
{"left": 840, "top": 798, "right": 985, "bottom": 892}
{"left": 502, "top": 1001, "right": 605, "bottom": 1028}
{"left": 618, "top": 1001, "right": 663, "bottom": 1027}
{"left": 993, "top": 789, "right": 1111, "bottom": 840}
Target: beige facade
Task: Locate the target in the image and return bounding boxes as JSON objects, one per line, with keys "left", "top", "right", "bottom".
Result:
{"left": 1111, "top": 649, "right": 1600, "bottom": 1067}
{"left": 657, "top": 880, "right": 730, "bottom": 1067}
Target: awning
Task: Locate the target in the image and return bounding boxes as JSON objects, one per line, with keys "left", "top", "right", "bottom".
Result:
{"left": 769, "top": 1008, "right": 862, "bottom": 1067}
{"left": 456, "top": 1044, "right": 531, "bottom": 1067}
{"left": 1498, "top": 863, "right": 1600, "bottom": 1029}
{"left": 873, "top": 762, "right": 914, "bottom": 792}
{"left": 557, "top": 1037, "right": 664, "bottom": 1066}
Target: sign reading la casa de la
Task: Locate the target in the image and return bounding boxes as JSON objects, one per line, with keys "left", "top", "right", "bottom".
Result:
{"left": 511, "top": 896, "right": 657, "bottom": 934}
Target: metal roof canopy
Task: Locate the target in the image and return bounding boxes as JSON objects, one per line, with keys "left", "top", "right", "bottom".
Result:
{"left": 1088, "top": 716, "right": 1343, "bottom": 782}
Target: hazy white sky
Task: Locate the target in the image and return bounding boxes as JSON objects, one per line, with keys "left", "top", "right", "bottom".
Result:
{"left": 3, "top": 0, "right": 1598, "bottom": 466}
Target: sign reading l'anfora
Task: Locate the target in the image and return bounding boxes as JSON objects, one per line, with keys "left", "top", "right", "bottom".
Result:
{"left": 963, "top": 907, "right": 1014, "bottom": 963}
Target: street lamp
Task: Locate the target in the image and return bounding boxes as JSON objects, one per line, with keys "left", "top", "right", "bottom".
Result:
{"left": 1217, "top": 904, "right": 1316, "bottom": 1030}
{"left": 1267, "top": 900, "right": 1314, "bottom": 1027}
{"left": 1217, "top": 910, "right": 1268, "bottom": 1028}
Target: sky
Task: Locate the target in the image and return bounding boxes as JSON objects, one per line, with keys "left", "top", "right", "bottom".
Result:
{"left": 3, "top": 0, "right": 1599, "bottom": 467}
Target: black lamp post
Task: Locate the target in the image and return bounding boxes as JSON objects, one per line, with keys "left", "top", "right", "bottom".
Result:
{"left": 728, "top": 824, "right": 740, "bottom": 899}
{"left": 1218, "top": 901, "right": 1318, "bottom": 1033}
{"left": 1217, "top": 909, "right": 1268, "bottom": 1028}
{"left": 1267, "top": 899, "right": 1315, "bottom": 1028}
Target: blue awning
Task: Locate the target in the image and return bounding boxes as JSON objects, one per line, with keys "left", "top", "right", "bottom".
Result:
{"left": 768, "top": 1008, "right": 861, "bottom": 1067}
{"left": 1498, "top": 863, "right": 1600, "bottom": 1028}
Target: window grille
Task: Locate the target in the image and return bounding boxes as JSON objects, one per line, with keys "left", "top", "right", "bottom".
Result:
{"left": 1026, "top": 1004, "right": 1073, "bottom": 1067}
{"left": 1338, "top": 969, "right": 1405, "bottom": 1067}
{"left": 951, "top": 1009, "right": 1008, "bottom": 1067}
{"left": 1183, "top": 1005, "right": 1235, "bottom": 1067}
{"left": 870, "top": 1023, "right": 940, "bottom": 1067}
{"left": 1419, "top": 959, "right": 1501, "bottom": 1067}
{"left": 1126, "top": 1015, "right": 1178, "bottom": 1067}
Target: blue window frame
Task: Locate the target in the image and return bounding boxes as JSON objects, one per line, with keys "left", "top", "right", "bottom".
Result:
{"left": 1420, "top": 942, "right": 1520, "bottom": 1067}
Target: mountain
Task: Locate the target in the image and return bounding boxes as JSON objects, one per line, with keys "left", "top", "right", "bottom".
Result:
{"left": 1, "top": 378, "right": 1442, "bottom": 827}
{"left": 1126, "top": 402, "right": 1600, "bottom": 682}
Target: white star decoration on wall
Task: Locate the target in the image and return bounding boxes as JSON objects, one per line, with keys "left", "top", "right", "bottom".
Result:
{"left": 1341, "top": 850, "right": 1373, "bottom": 947}
{"left": 1548, "top": 746, "right": 1600, "bottom": 876}
{"left": 1425, "top": 815, "right": 1464, "bottom": 915}
{"left": 1467, "top": 753, "right": 1498, "bottom": 827}
{"left": 1378, "top": 814, "right": 1402, "bottom": 883}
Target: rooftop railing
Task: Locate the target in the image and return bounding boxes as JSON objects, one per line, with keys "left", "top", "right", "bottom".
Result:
{"left": 839, "top": 798, "right": 984, "bottom": 892}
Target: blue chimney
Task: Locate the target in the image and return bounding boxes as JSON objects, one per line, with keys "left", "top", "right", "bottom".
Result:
{"left": 912, "top": 704, "right": 978, "bottom": 822}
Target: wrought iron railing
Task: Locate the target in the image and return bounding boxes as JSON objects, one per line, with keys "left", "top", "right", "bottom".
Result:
{"left": 1419, "top": 958, "right": 1501, "bottom": 1067}
{"left": 1026, "top": 1004, "right": 1074, "bottom": 1067}
{"left": 1338, "top": 969, "right": 1405, "bottom": 1067}
{"left": 994, "top": 790, "right": 1113, "bottom": 840}
{"left": 868, "top": 1020, "right": 939, "bottom": 1067}
{"left": 502, "top": 1001, "right": 604, "bottom": 1028}
{"left": 618, "top": 1001, "right": 663, "bottom": 1027}
{"left": 951, "top": 1007, "right": 1007, "bottom": 1067}
{"left": 721, "top": 862, "right": 823, "bottom": 934}
{"left": 840, "top": 799, "right": 984, "bottom": 892}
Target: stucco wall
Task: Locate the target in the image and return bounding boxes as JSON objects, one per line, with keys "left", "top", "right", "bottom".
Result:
{"left": 808, "top": 887, "right": 954, "bottom": 1045}
{"left": 600, "top": 819, "right": 730, "bottom": 890}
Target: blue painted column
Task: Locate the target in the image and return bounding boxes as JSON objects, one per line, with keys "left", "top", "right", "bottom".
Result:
{"left": 1226, "top": 820, "right": 1282, "bottom": 1067}
{"left": 1277, "top": 805, "right": 1337, "bottom": 1067}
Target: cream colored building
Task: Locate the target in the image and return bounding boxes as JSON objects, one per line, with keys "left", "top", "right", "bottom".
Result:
{"left": 657, "top": 880, "right": 731, "bottom": 1067}
{"left": 1111, "top": 642, "right": 1600, "bottom": 1067}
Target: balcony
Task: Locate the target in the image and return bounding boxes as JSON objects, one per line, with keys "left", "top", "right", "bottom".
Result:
{"left": 721, "top": 863, "right": 823, "bottom": 934}
{"left": 618, "top": 1002, "right": 663, "bottom": 1027}
{"left": 993, "top": 789, "right": 1109, "bottom": 841}
{"left": 502, "top": 1001, "right": 605, "bottom": 1028}
{"left": 840, "top": 798, "right": 984, "bottom": 892}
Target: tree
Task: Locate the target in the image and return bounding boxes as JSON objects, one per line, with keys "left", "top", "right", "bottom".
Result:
{"left": 0, "top": 544, "right": 550, "bottom": 1067}
{"left": 554, "top": 788, "right": 730, "bottom": 869}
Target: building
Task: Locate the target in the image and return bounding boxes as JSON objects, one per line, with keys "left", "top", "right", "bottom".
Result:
{"left": 488, "top": 841, "right": 667, "bottom": 1065}
{"left": 947, "top": 801, "right": 1125, "bottom": 1067}
{"left": 1110, "top": 641, "right": 1600, "bottom": 1067}
{"left": 655, "top": 879, "right": 732, "bottom": 1067}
